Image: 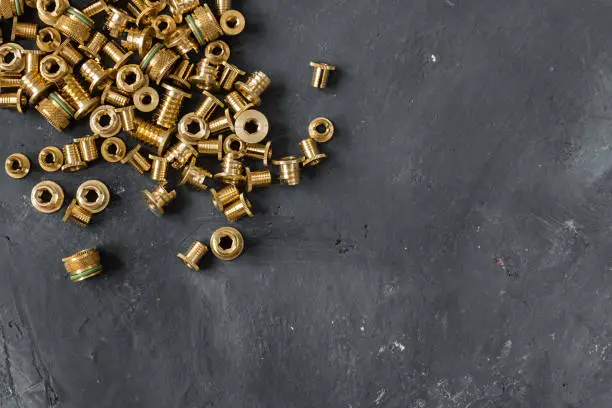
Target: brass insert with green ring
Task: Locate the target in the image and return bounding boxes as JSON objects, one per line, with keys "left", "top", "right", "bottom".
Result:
{"left": 49, "top": 92, "right": 75, "bottom": 118}
{"left": 140, "top": 43, "right": 163, "bottom": 71}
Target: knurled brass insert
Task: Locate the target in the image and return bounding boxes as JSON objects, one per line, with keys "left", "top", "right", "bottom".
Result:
{"left": 223, "top": 134, "right": 246, "bottom": 158}
{"left": 210, "top": 226, "right": 244, "bottom": 261}
{"left": 167, "top": 58, "right": 193, "bottom": 90}
{"left": 245, "top": 167, "right": 272, "bottom": 192}
{"left": 178, "top": 112, "right": 209, "bottom": 143}
{"left": 142, "top": 182, "right": 176, "bottom": 215}
{"left": 155, "top": 83, "right": 191, "bottom": 129}
{"left": 0, "top": 88, "right": 26, "bottom": 112}
{"left": 151, "top": 14, "right": 176, "bottom": 40}
{"left": 81, "top": 58, "right": 113, "bottom": 92}
{"left": 126, "top": 0, "right": 157, "bottom": 26}
{"left": 76, "top": 179, "right": 110, "bottom": 214}
{"left": 116, "top": 105, "right": 136, "bottom": 132}
{"left": 60, "top": 75, "right": 100, "bottom": 120}
{"left": 165, "top": 27, "right": 198, "bottom": 57}
{"left": 74, "top": 134, "right": 99, "bottom": 162}
{"left": 122, "top": 27, "right": 154, "bottom": 57}
{"left": 11, "top": 17, "right": 37, "bottom": 40}
{"left": 245, "top": 140, "right": 272, "bottom": 166}
{"left": 104, "top": 6, "right": 134, "bottom": 38}
{"left": 103, "top": 40, "right": 134, "bottom": 69}
{"left": 102, "top": 85, "right": 131, "bottom": 107}
{"left": 214, "top": 152, "right": 245, "bottom": 185}
{"left": 148, "top": 154, "right": 168, "bottom": 182}
{"left": 36, "top": 27, "right": 61, "bottom": 52}
{"left": 56, "top": 7, "right": 95, "bottom": 45}
{"left": 210, "top": 184, "right": 239, "bottom": 211}
{"left": 0, "top": 43, "right": 25, "bottom": 74}
{"left": 299, "top": 138, "right": 327, "bottom": 167}
{"left": 219, "top": 62, "right": 244, "bottom": 91}
{"left": 121, "top": 144, "right": 151, "bottom": 174}
{"left": 219, "top": 10, "right": 245, "bottom": 36}
{"left": 62, "top": 198, "right": 93, "bottom": 226}
{"left": 209, "top": 108, "right": 234, "bottom": 135}
{"left": 62, "top": 248, "right": 103, "bottom": 281}
{"left": 169, "top": 0, "right": 199, "bottom": 23}
{"left": 5, "top": 153, "right": 30, "bottom": 178}
{"left": 61, "top": 143, "right": 87, "bottom": 171}
{"left": 273, "top": 156, "right": 303, "bottom": 186}
{"left": 235, "top": 109, "right": 269, "bottom": 143}
{"left": 224, "top": 193, "right": 253, "bottom": 222}
{"left": 178, "top": 157, "right": 211, "bottom": 190}
{"left": 177, "top": 240, "right": 208, "bottom": 271}
{"left": 36, "top": 0, "right": 66, "bottom": 25}
{"left": 90, "top": 105, "right": 121, "bottom": 138}
{"left": 189, "top": 5, "right": 223, "bottom": 43}
{"left": 21, "top": 71, "right": 52, "bottom": 105}
{"left": 100, "top": 137, "right": 127, "bottom": 163}
{"left": 197, "top": 135, "right": 223, "bottom": 161}
{"left": 39, "top": 54, "right": 69, "bottom": 85}
{"left": 194, "top": 89, "right": 223, "bottom": 120}
{"left": 130, "top": 117, "right": 172, "bottom": 154}
{"left": 133, "top": 86, "right": 159, "bottom": 112}
{"left": 224, "top": 90, "right": 252, "bottom": 118}
{"left": 310, "top": 61, "right": 336, "bottom": 89}
{"left": 140, "top": 43, "right": 180, "bottom": 85}
{"left": 204, "top": 40, "right": 229, "bottom": 65}
{"left": 31, "top": 180, "right": 64, "bottom": 213}
{"left": 189, "top": 58, "right": 220, "bottom": 92}
{"left": 116, "top": 64, "right": 148, "bottom": 94}
{"left": 164, "top": 137, "right": 198, "bottom": 169}
{"left": 36, "top": 92, "right": 74, "bottom": 131}
{"left": 55, "top": 40, "right": 85, "bottom": 66}
{"left": 308, "top": 117, "right": 334, "bottom": 143}
{"left": 38, "top": 146, "right": 64, "bottom": 172}
{"left": 235, "top": 71, "right": 270, "bottom": 106}
{"left": 79, "top": 31, "right": 107, "bottom": 60}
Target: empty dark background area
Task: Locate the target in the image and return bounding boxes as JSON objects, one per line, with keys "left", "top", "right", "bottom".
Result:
{"left": 2, "top": 0, "right": 612, "bottom": 406}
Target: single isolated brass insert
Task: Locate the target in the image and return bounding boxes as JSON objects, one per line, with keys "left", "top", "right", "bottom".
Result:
{"left": 62, "top": 198, "right": 93, "bottom": 226}
{"left": 142, "top": 182, "right": 176, "bottom": 215}
{"left": 100, "top": 136, "right": 127, "bottom": 162}
{"left": 61, "top": 142, "right": 87, "bottom": 171}
{"left": 177, "top": 240, "right": 208, "bottom": 271}
{"left": 299, "top": 138, "right": 327, "bottom": 167}
{"left": 308, "top": 117, "right": 334, "bottom": 143}
{"left": 76, "top": 179, "right": 110, "bottom": 213}
{"left": 210, "top": 226, "right": 244, "bottom": 261}
{"left": 62, "top": 248, "right": 103, "bottom": 282}
{"left": 5, "top": 153, "right": 30, "bottom": 179}
{"left": 74, "top": 134, "right": 100, "bottom": 162}
{"left": 89, "top": 105, "right": 122, "bottom": 137}
{"left": 133, "top": 86, "right": 159, "bottom": 112}
{"left": 178, "top": 157, "right": 211, "bottom": 190}
{"left": 273, "top": 156, "right": 303, "bottom": 186}
{"left": 31, "top": 180, "right": 64, "bottom": 213}
{"left": 121, "top": 143, "right": 151, "bottom": 174}
{"left": 234, "top": 109, "right": 269, "bottom": 143}
{"left": 310, "top": 61, "right": 336, "bottom": 89}
{"left": 38, "top": 146, "right": 64, "bottom": 172}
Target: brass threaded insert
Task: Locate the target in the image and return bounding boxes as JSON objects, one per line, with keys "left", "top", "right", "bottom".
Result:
{"left": 245, "top": 167, "right": 272, "bottom": 192}
{"left": 24, "top": 50, "right": 45, "bottom": 73}
{"left": 36, "top": 92, "right": 73, "bottom": 131}
{"left": 300, "top": 138, "right": 327, "bottom": 167}
{"left": 81, "top": 58, "right": 112, "bottom": 92}
{"left": 197, "top": 135, "right": 223, "bottom": 161}
{"left": 308, "top": 117, "right": 334, "bottom": 143}
{"left": 191, "top": 5, "right": 223, "bottom": 42}
{"left": 165, "top": 27, "right": 198, "bottom": 57}
{"left": 210, "top": 226, "right": 244, "bottom": 261}
{"left": 235, "top": 71, "right": 271, "bottom": 105}
{"left": 310, "top": 61, "right": 336, "bottom": 89}
{"left": 178, "top": 157, "right": 211, "bottom": 190}
{"left": 38, "top": 146, "right": 64, "bottom": 172}
{"left": 169, "top": 0, "right": 199, "bottom": 22}
{"left": 133, "top": 86, "right": 159, "bottom": 112}
{"left": 189, "top": 58, "right": 220, "bottom": 91}
{"left": 116, "top": 105, "right": 136, "bottom": 132}
{"left": 214, "top": 152, "right": 245, "bottom": 185}
{"left": 178, "top": 112, "right": 208, "bottom": 143}
{"left": 142, "top": 44, "right": 180, "bottom": 85}
{"left": 210, "top": 184, "right": 239, "bottom": 211}
{"left": 204, "top": 40, "right": 230, "bottom": 65}
{"left": 148, "top": 154, "right": 168, "bottom": 182}
{"left": 56, "top": 10, "right": 93, "bottom": 44}
{"left": 167, "top": 58, "right": 193, "bottom": 89}
{"left": 102, "top": 85, "right": 131, "bottom": 107}
{"left": 76, "top": 179, "right": 110, "bottom": 214}
{"left": 245, "top": 140, "right": 272, "bottom": 166}
{"left": 62, "top": 198, "right": 93, "bottom": 226}
{"left": 62, "top": 143, "right": 87, "bottom": 171}
{"left": 104, "top": 6, "right": 134, "bottom": 38}
{"left": 235, "top": 109, "right": 269, "bottom": 143}
{"left": 130, "top": 117, "right": 171, "bottom": 154}
{"left": 36, "top": 0, "right": 67, "bottom": 25}
{"left": 40, "top": 54, "right": 70, "bottom": 85}
{"left": 219, "top": 10, "right": 245, "bottom": 36}
{"left": 79, "top": 32, "right": 107, "bottom": 60}
{"left": 74, "top": 134, "right": 99, "bottom": 162}
{"left": 82, "top": 0, "right": 106, "bottom": 17}
{"left": 55, "top": 40, "right": 84, "bottom": 66}
{"left": 152, "top": 14, "right": 176, "bottom": 40}
{"left": 163, "top": 138, "right": 197, "bottom": 169}
{"left": 273, "top": 156, "right": 303, "bottom": 186}
{"left": 103, "top": 40, "right": 133, "bottom": 68}
{"left": 142, "top": 182, "right": 176, "bottom": 215}
{"left": 223, "top": 134, "right": 246, "bottom": 158}
{"left": 31, "top": 180, "right": 64, "bottom": 213}
{"left": 0, "top": 88, "right": 26, "bottom": 112}
{"left": 0, "top": 43, "right": 25, "bottom": 74}
{"left": 194, "top": 90, "right": 223, "bottom": 120}
{"left": 11, "top": 18, "right": 37, "bottom": 40}
{"left": 122, "top": 27, "right": 154, "bottom": 57}
{"left": 5, "top": 153, "right": 30, "bottom": 178}
{"left": 21, "top": 71, "right": 52, "bottom": 105}
{"left": 224, "top": 193, "right": 253, "bottom": 222}
{"left": 0, "top": 75, "right": 22, "bottom": 89}
{"left": 62, "top": 248, "right": 102, "bottom": 281}
{"left": 60, "top": 75, "right": 100, "bottom": 119}
{"left": 90, "top": 105, "right": 121, "bottom": 137}
{"left": 224, "top": 90, "right": 252, "bottom": 118}
{"left": 121, "top": 144, "right": 151, "bottom": 174}
{"left": 177, "top": 240, "right": 208, "bottom": 271}
{"left": 215, "top": 0, "right": 230, "bottom": 16}
{"left": 100, "top": 137, "right": 126, "bottom": 162}
{"left": 36, "top": 27, "right": 61, "bottom": 52}
{"left": 219, "top": 62, "right": 245, "bottom": 91}
{"left": 209, "top": 108, "right": 234, "bottom": 134}
{"left": 155, "top": 83, "right": 191, "bottom": 129}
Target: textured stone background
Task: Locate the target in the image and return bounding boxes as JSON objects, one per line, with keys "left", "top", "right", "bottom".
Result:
{"left": 2, "top": 0, "right": 612, "bottom": 407}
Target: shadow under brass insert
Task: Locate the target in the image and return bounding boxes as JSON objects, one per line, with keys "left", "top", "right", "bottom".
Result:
{"left": 300, "top": 138, "right": 327, "bottom": 167}
{"left": 31, "top": 180, "right": 64, "bottom": 213}
{"left": 116, "top": 105, "right": 136, "bottom": 132}
{"left": 74, "top": 135, "right": 99, "bottom": 162}
{"left": 54, "top": 39, "right": 84, "bottom": 66}
{"left": 142, "top": 182, "right": 176, "bottom": 215}
{"left": 155, "top": 83, "right": 191, "bottom": 129}
{"left": 116, "top": 64, "right": 148, "bottom": 93}
{"left": 56, "top": 7, "right": 95, "bottom": 44}
{"left": 90, "top": 105, "right": 121, "bottom": 137}
{"left": 38, "top": 146, "right": 64, "bottom": 172}
{"left": 79, "top": 32, "right": 107, "bottom": 60}
{"left": 122, "top": 27, "right": 154, "bottom": 57}
{"left": 121, "top": 144, "right": 151, "bottom": 174}
{"left": 5, "top": 153, "right": 30, "bottom": 178}
{"left": 308, "top": 117, "right": 334, "bottom": 143}
{"left": 62, "top": 248, "right": 103, "bottom": 281}
{"left": 36, "top": 27, "right": 61, "bottom": 52}
{"left": 204, "top": 40, "right": 230, "bottom": 65}
{"left": 214, "top": 152, "right": 245, "bottom": 185}
{"left": 133, "top": 86, "right": 159, "bottom": 112}
{"left": 219, "top": 10, "right": 245, "bottom": 36}
{"left": 76, "top": 179, "right": 110, "bottom": 213}
{"left": 209, "top": 108, "right": 234, "bottom": 135}
{"left": 245, "top": 167, "right": 272, "bottom": 192}
{"left": 148, "top": 154, "right": 168, "bottom": 182}
{"left": 189, "top": 58, "right": 220, "bottom": 92}
{"left": 179, "top": 157, "right": 211, "bottom": 190}
{"left": 177, "top": 240, "right": 208, "bottom": 271}
{"left": 235, "top": 109, "right": 269, "bottom": 143}
{"left": 194, "top": 89, "right": 223, "bottom": 120}
{"left": 60, "top": 75, "right": 100, "bottom": 119}
{"left": 310, "top": 61, "right": 336, "bottom": 89}
{"left": 102, "top": 85, "right": 131, "bottom": 107}
{"left": 130, "top": 117, "right": 172, "bottom": 154}
{"left": 178, "top": 112, "right": 209, "bottom": 143}
{"left": 36, "top": 92, "right": 74, "bottom": 131}
{"left": 62, "top": 143, "right": 87, "bottom": 171}
{"left": 197, "top": 135, "right": 223, "bottom": 161}
{"left": 219, "top": 62, "right": 245, "bottom": 92}
{"left": 40, "top": 54, "right": 70, "bottom": 85}
{"left": 210, "top": 184, "right": 239, "bottom": 211}
{"left": 11, "top": 17, "right": 37, "bottom": 40}
{"left": 21, "top": 71, "right": 52, "bottom": 105}
{"left": 0, "top": 88, "right": 27, "bottom": 112}
{"left": 224, "top": 193, "right": 253, "bottom": 222}
{"left": 103, "top": 40, "right": 134, "bottom": 69}
{"left": 140, "top": 43, "right": 180, "bottom": 85}
{"left": 245, "top": 140, "right": 272, "bottom": 166}
{"left": 164, "top": 137, "right": 198, "bottom": 169}
{"left": 100, "top": 137, "right": 126, "bottom": 162}
{"left": 210, "top": 226, "right": 244, "bottom": 261}
{"left": 62, "top": 198, "right": 93, "bottom": 226}
{"left": 81, "top": 58, "right": 113, "bottom": 92}
{"left": 273, "top": 156, "right": 303, "bottom": 186}
{"left": 235, "top": 71, "right": 270, "bottom": 106}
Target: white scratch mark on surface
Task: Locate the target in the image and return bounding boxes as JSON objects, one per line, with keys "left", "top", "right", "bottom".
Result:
{"left": 430, "top": 54, "right": 438, "bottom": 63}
{"left": 392, "top": 340, "right": 406, "bottom": 352}
{"left": 374, "top": 388, "right": 386, "bottom": 405}
{"left": 500, "top": 339, "right": 512, "bottom": 359}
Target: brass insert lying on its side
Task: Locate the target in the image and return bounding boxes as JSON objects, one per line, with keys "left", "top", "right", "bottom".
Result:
{"left": 177, "top": 240, "right": 208, "bottom": 271}
{"left": 62, "top": 248, "right": 103, "bottom": 282}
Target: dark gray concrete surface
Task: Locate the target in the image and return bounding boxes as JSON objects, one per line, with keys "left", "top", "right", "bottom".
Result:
{"left": 2, "top": 0, "right": 612, "bottom": 406}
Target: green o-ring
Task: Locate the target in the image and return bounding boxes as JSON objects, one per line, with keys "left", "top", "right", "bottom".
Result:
{"left": 140, "top": 43, "right": 163, "bottom": 71}
{"left": 13, "top": 0, "right": 21, "bottom": 16}
{"left": 66, "top": 7, "right": 95, "bottom": 28}
{"left": 185, "top": 15, "right": 205, "bottom": 45}
{"left": 69, "top": 265, "right": 103, "bottom": 281}
{"left": 49, "top": 92, "right": 75, "bottom": 117}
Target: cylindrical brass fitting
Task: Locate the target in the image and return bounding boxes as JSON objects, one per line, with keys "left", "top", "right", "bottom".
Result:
{"left": 116, "top": 105, "right": 136, "bottom": 131}
{"left": 273, "top": 156, "right": 303, "bottom": 186}
{"left": 82, "top": 0, "right": 107, "bottom": 17}
{"left": 24, "top": 50, "right": 45, "bottom": 73}
{"left": 210, "top": 184, "right": 239, "bottom": 211}
{"left": 245, "top": 141, "right": 272, "bottom": 166}
{"left": 121, "top": 144, "right": 151, "bottom": 174}
{"left": 177, "top": 112, "right": 209, "bottom": 143}
{"left": 163, "top": 138, "right": 197, "bottom": 169}
{"left": 62, "top": 199, "right": 93, "bottom": 226}
{"left": 215, "top": 0, "right": 230, "bottom": 16}
{"left": 209, "top": 108, "right": 234, "bottom": 135}
{"left": 31, "top": 180, "right": 64, "bottom": 213}
{"left": 235, "top": 71, "right": 271, "bottom": 106}
{"left": 169, "top": 0, "right": 199, "bottom": 22}
{"left": 210, "top": 227, "right": 244, "bottom": 261}
{"left": 81, "top": 58, "right": 113, "bottom": 92}
{"left": 219, "top": 62, "right": 245, "bottom": 92}
{"left": 36, "top": 27, "right": 61, "bottom": 52}
{"left": 56, "top": 8, "right": 95, "bottom": 45}
{"left": 74, "top": 135, "right": 99, "bottom": 162}
{"left": 224, "top": 90, "right": 253, "bottom": 118}
{"left": 214, "top": 152, "right": 245, "bottom": 185}
{"left": 148, "top": 154, "right": 168, "bottom": 182}
{"left": 223, "top": 134, "right": 246, "bottom": 158}
{"left": 55, "top": 40, "right": 84, "bottom": 66}
{"left": 62, "top": 248, "right": 102, "bottom": 281}
{"left": 0, "top": 74, "right": 22, "bottom": 89}
{"left": 194, "top": 90, "right": 223, "bottom": 120}
{"left": 103, "top": 40, "right": 133, "bottom": 68}
{"left": 62, "top": 142, "right": 87, "bottom": 171}
{"left": 126, "top": 0, "right": 157, "bottom": 26}
{"left": 36, "top": 92, "right": 74, "bottom": 131}
{"left": 142, "top": 182, "right": 176, "bottom": 215}
{"left": 122, "top": 27, "right": 154, "bottom": 57}
{"left": 245, "top": 167, "right": 272, "bottom": 192}
{"left": 39, "top": 54, "right": 69, "bottom": 85}
{"left": 0, "top": 0, "right": 24, "bottom": 19}
{"left": 10, "top": 17, "right": 36, "bottom": 40}
{"left": 36, "top": 0, "right": 66, "bottom": 25}
{"left": 189, "top": 5, "right": 223, "bottom": 43}
{"left": 100, "top": 136, "right": 126, "bottom": 162}
{"left": 5, "top": 153, "right": 30, "bottom": 179}
{"left": 154, "top": 83, "right": 191, "bottom": 129}
{"left": 38, "top": 146, "right": 64, "bottom": 172}
{"left": 89, "top": 105, "right": 121, "bottom": 137}
{"left": 76, "top": 179, "right": 110, "bottom": 214}
{"left": 178, "top": 157, "right": 211, "bottom": 190}
{"left": 197, "top": 135, "right": 223, "bottom": 161}
{"left": 104, "top": 6, "right": 134, "bottom": 38}
{"left": 130, "top": 117, "right": 172, "bottom": 154}
{"left": 300, "top": 138, "right": 327, "bottom": 167}
{"left": 0, "top": 88, "right": 26, "bottom": 112}
{"left": 235, "top": 109, "right": 269, "bottom": 143}
{"left": 308, "top": 117, "right": 334, "bottom": 143}
{"left": 0, "top": 43, "right": 25, "bottom": 74}
{"left": 133, "top": 86, "right": 159, "bottom": 112}
{"left": 224, "top": 193, "right": 253, "bottom": 222}
{"left": 177, "top": 240, "right": 208, "bottom": 271}
{"left": 60, "top": 75, "right": 100, "bottom": 119}
{"left": 204, "top": 40, "right": 230, "bottom": 64}
{"left": 165, "top": 27, "right": 198, "bottom": 58}
{"left": 79, "top": 32, "right": 107, "bottom": 60}
{"left": 140, "top": 43, "right": 180, "bottom": 85}
{"left": 116, "top": 64, "right": 148, "bottom": 94}
{"left": 151, "top": 14, "right": 176, "bottom": 40}
{"left": 219, "top": 10, "right": 245, "bottom": 36}
{"left": 189, "top": 58, "right": 219, "bottom": 91}
{"left": 101, "top": 85, "right": 130, "bottom": 107}
{"left": 21, "top": 72, "right": 52, "bottom": 105}
{"left": 167, "top": 58, "right": 193, "bottom": 90}
{"left": 310, "top": 62, "right": 336, "bottom": 89}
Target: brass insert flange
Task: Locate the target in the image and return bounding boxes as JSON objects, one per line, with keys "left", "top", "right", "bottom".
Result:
{"left": 5, "top": 153, "right": 30, "bottom": 178}
{"left": 76, "top": 179, "right": 110, "bottom": 214}
{"left": 31, "top": 180, "right": 64, "bottom": 213}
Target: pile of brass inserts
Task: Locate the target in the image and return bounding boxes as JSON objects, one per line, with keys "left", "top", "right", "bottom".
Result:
{"left": 2, "top": 0, "right": 339, "bottom": 277}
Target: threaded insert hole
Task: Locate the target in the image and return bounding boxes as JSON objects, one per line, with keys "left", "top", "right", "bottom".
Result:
{"left": 186, "top": 120, "right": 200, "bottom": 134}
{"left": 316, "top": 124, "right": 327, "bottom": 133}
{"left": 211, "top": 46, "right": 223, "bottom": 56}
{"left": 219, "top": 236, "right": 233, "bottom": 250}
{"left": 123, "top": 71, "right": 137, "bottom": 85}
{"left": 244, "top": 119, "right": 258, "bottom": 134}
{"left": 38, "top": 189, "right": 53, "bottom": 203}
{"left": 157, "top": 21, "right": 168, "bottom": 31}
{"left": 229, "top": 140, "right": 241, "bottom": 151}
{"left": 226, "top": 17, "right": 238, "bottom": 28}
{"left": 99, "top": 114, "right": 111, "bottom": 127}
{"left": 42, "top": 32, "right": 53, "bottom": 42}
{"left": 44, "top": 153, "right": 55, "bottom": 163}
{"left": 44, "top": 60, "right": 60, "bottom": 74}
{"left": 44, "top": 0, "right": 56, "bottom": 12}
{"left": 10, "top": 159, "right": 21, "bottom": 170}
{"left": 3, "top": 52, "right": 15, "bottom": 64}
{"left": 141, "top": 94, "right": 152, "bottom": 104}
{"left": 84, "top": 188, "right": 99, "bottom": 203}
{"left": 107, "top": 143, "right": 118, "bottom": 155}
